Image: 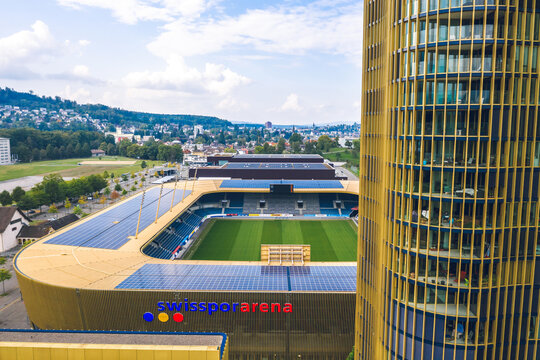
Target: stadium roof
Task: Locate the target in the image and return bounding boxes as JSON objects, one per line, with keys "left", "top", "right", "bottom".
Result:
{"left": 223, "top": 163, "right": 329, "bottom": 170}
{"left": 232, "top": 154, "right": 323, "bottom": 159}
{"left": 14, "top": 179, "right": 359, "bottom": 293}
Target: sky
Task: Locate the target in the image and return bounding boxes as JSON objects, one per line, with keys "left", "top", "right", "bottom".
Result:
{"left": 0, "top": 0, "right": 363, "bottom": 125}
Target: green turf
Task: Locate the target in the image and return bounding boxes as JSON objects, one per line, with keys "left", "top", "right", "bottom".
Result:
{"left": 184, "top": 219, "right": 358, "bottom": 261}
{"left": 0, "top": 156, "right": 160, "bottom": 181}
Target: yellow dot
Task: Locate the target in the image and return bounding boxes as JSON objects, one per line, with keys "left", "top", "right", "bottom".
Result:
{"left": 158, "top": 312, "right": 169, "bottom": 322}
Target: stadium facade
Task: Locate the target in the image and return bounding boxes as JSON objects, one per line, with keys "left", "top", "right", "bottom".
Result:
{"left": 356, "top": 0, "right": 540, "bottom": 359}
{"left": 15, "top": 179, "right": 359, "bottom": 359}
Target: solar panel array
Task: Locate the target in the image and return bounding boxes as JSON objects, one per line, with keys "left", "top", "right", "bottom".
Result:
{"left": 219, "top": 180, "right": 344, "bottom": 189}
{"left": 224, "top": 163, "right": 328, "bottom": 170}
{"left": 116, "top": 264, "right": 356, "bottom": 292}
{"left": 44, "top": 187, "right": 191, "bottom": 249}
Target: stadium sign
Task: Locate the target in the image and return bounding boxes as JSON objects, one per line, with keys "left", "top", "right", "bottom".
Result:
{"left": 143, "top": 300, "right": 293, "bottom": 323}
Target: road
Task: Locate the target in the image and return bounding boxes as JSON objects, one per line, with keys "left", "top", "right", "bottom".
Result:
{"left": 0, "top": 258, "right": 31, "bottom": 329}
{"left": 336, "top": 166, "right": 359, "bottom": 181}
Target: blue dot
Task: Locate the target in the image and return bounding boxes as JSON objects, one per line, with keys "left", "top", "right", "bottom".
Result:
{"left": 143, "top": 312, "right": 154, "bottom": 322}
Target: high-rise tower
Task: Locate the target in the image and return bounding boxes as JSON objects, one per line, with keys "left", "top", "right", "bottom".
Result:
{"left": 356, "top": 0, "right": 540, "bottom": 358}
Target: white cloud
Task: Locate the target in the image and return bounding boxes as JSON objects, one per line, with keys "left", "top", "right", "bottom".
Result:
{"left": 280, "top": 93, "right": 302, "bottom": 112}
{"left": 78, "top": 39, "right": 90, "bottom": 47}
{"left": 123, "top": 56, "right": 250, "bottom": 96}
{"left": 72, "top": 65, "right": 90, "bottom": 77}
{"left": 0, "top": 21, "right": 58, "bottom": 71}
{"left": 61, "top": 85, "right": 91, "bottom": 103}
{"left": 147, "top": 0, "right": 363, "bottom": 64}
{"left": 57, "top": 0, "right": 213, "bottom": 24}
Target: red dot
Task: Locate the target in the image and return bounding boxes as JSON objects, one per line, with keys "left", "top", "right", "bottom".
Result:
{"left": 173, "top": 313, "right": 184, "bottom": 322}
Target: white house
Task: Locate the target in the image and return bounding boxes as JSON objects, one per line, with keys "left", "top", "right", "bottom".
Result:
{"left": 0, "top": 207, "right": 30, "bottom": 252}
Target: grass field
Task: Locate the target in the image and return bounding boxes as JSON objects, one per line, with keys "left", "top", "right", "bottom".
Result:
{"left": 184, "top": 219, "right": 358, "bottom": 262}
{"left": 0, "top": 157, "right": 160, "bottom": 181}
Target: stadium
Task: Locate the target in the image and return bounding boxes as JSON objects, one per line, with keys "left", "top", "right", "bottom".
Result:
{"left": 14, "top": 156, "right": 359, "bottom": 359}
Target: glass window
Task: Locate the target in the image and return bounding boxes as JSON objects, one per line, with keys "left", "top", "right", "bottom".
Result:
{"left": 532, "top": 47, "right": 538, "bottom": 73}
{"left": 474, "top": 20, "right": 483, "bottom": 39}
{"left": 460, "top": 50, "right": 470, "bottom": 72}
{"left": 439, "top": 20, "right": 448, "bottom": 41}
{"left": 410, "top": 52, "right": 416, "bottom": 76}
{"left": 417, "top": 82, "right": 424, "bottom": 105}
{"left": 427, "top": 50, "right": 436, "bottom": 74}
{"left": 523, "top": 46, "right": 529, "bottom": 72}
{"left": 429, "top": 0, "right": 437, "bottom": 10}
{"left": 484, "top": 48, "right": 492, "bottom": 71}
{"left": 535, "top": 14, "right": 539, "bottom": 41}
{"left": 449, "top": 19, "right": 460, "bottom": 40}
{"left": 420, "top": 0, "right": 427, "bottom": 12}
{"left": 458, "top": 81, "right": 468, "bottom": 104}
{"left": 447, "top": 81, "right": 457, "bottom": 104}
{"left": 429, "top": 21, "right": 437, "bottom": 42}
{"left": 438, "top": 51, "right": 447, "bottom": 73}
{"left": 515, "top": 45, "right": 521, "bottom": 72}
{"left": 437, "top": 82, "right": 446, "bottom": 104}
{"left": 426, "top": 81, "right": 434, "bottom": 104}
{"left": 418, "top": 51, "right": 425, "bottom": 75}
{"left": 486, "top": 20, "right": 494, "bottom": 38}
{"left": 461, "top": 19, "right": 472, "bottom": 39}
{"left": 525, "top": 13, "right": 531, "bottom": 40}
{"left": 419, "top": 21, "right": 426, "bottom": 44}
{"left": 448, "top": 50, "right": 459, "bottom": 72}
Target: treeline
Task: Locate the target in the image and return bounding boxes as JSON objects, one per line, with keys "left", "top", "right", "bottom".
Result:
{"left": 113, "top": 139, "right": 183, "bottom": 163}
{"left": 0, "top": 128, "right": 110, "bottom": 162}
{"left": 1, "top": 128, "right": 183, "bottom": 163}
{"left": 253, "top": 135, "right": 340, "bottom": 155}
{"left": 0, "top": 174, "right": 108, "bottom": 210}
{"left": 0, "top": 87, "right": 231, "bottom": 128}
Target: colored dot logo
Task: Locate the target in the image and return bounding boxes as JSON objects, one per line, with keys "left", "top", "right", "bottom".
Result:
{"left": 173, "top": 313, "right": 184, "bottom": 322}
{"left": 143, "top": 312, "right": 183, "bottom": 323}
{"left": 158, "top": 312, "right": 169, "bottom": 322}
{"left": 143, "top": 312, "right": 154, "bottom": 322}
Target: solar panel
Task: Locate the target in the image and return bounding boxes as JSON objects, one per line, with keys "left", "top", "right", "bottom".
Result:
{"left": 219, "top": 180, "right": 343, "bottom": 189}
{"left": 44, "top": 188, "right": 192, "bottom": 249}
{"left": 116, "top": 264, "right": 356, "bottom": 292}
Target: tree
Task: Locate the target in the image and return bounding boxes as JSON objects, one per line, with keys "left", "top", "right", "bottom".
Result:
{"left": 78, "top": 196, "right": 87, "bottom": 205}
{"left": 40, "top": 174, "right": 66, "bottom": 204}
{"left": 0, "top": 257, "right": 6, "bottom": 266}
{"left": 99, "top": 196, "right": 107, "bottom": 204}
{"left": 345, "top": 140, "right": 352, "bottom": 149}
{"left": 48, "top": 204, "right": 58, "bottom": 213}
{"left": 276, "top": 138, "right": 286, "bottom": 154}
{"left": 130, "top": 185, "right": 136, "bottom": 192}
{"left": 114, "top": 184, "right": 122, "bottom": 192}
{"left": 141, "top": 160, "right": 147, "bottom": 169}
{"left": 0, "top": 190, "right": 12, "bottom": 206}
{"left": 103, "top": 170, "right": 109, "bottom": 179}
{"left": 65, "top": 198, "right": 72, "bottom": 211}
{"left": 0, "top": 268, "right": 12, "bottom": 294}
{"left": 110, "top": 191, "right": 120, "bottom": 200}
{"left": 17, "top": 194, "right": 37, "bottom": 210}
{"left": 104, "top": 187, "right": 111, "bottom": 196}
{"left": 73, "top": 205, "right": 83, "bottom": 215}
{"left": 11, "top": 186, "right": 25, "bottom": 202}
{"left": 122, "top": 189, "right": 128, "bottom": 196}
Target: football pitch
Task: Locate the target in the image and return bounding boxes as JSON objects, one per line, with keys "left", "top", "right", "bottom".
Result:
{"left": 184, "top": 219, "right": 357, "bottom": 262}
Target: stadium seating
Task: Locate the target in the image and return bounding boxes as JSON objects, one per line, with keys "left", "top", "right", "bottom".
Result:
{"left": 143, "top": 191, "right": 359, "bottom": 259}
{"left": 220, "top": 180, "right": 344, "bottom": 189}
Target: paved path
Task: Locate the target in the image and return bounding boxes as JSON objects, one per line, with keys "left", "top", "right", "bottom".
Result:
{"left": 336, "top": 166, "right": 359, "bottom": 181}
{"left": 0, "top": 258, "right": 31, "bottom": 329}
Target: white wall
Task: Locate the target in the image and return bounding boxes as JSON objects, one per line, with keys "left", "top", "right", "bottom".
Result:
{"left": 0, "top": 211, "right": 28, "bottom": 252}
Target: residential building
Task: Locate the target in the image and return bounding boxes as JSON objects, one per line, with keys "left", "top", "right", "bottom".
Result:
{"left": 17, "top": 214, "right": 79, "bottom": 245}
{"left": 0, "top": 207, "right": 29, "bottom": 252}
{"left": 356, "top": 0, "right": 540, "bottom": 359}
{"left": 90, "top": 149, "right": 106, "bottom": 157}
{"left": 0, "top": 137, "right": 11, "bottom": 165}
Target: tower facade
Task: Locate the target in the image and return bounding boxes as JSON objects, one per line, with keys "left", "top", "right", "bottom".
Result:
{"left": 356, "top": 0, "right": 540, "bottom": 359}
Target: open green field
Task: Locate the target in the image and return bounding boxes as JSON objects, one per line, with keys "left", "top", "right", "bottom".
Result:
{"left": 184, "top": 219, "right": 357, "bottom": 262}
{"left": 0, "top": 157, "right": 160, "bottom": 181}
{"left": 323, "top": 148, "right": 359, "bottom": 176}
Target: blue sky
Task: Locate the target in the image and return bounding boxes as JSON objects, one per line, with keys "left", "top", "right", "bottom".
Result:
{"left": 0, "top": 0, "right": 363, "bottom": 125}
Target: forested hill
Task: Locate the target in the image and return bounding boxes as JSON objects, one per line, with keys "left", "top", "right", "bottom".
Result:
{"left": 0, "top": 87, "right": 231, "bottom": 128}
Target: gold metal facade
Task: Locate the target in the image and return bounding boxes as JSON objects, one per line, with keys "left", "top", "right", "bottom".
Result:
{"left": 357, "top": 0, "right": 540, "bottom": 358}
{"left": 17, "top": 274, "right": 354, "bottom": 359}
